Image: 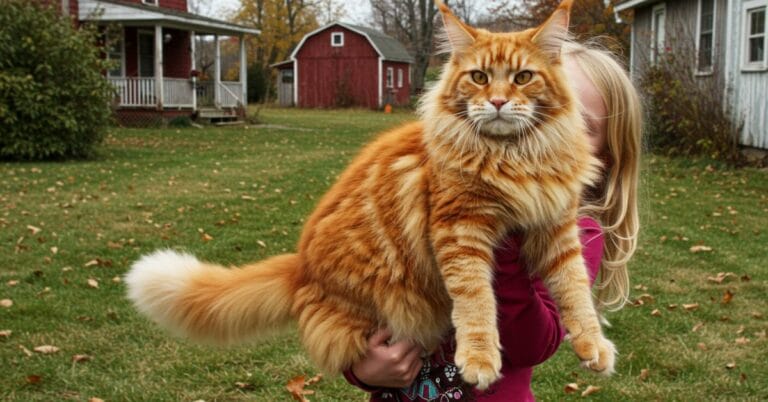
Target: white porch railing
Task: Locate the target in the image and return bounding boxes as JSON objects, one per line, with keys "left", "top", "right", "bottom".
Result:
{"left": 219, "top": 81, "right": 243, "bottom": 108}
{"left": 109, "top": 77, "right": 242, "bottom": 109}
{"left": 110, "top": 77, "right": 156, "bottom": 106}
{"left": 163, "top": 78, "right": 194, "bottom": 107}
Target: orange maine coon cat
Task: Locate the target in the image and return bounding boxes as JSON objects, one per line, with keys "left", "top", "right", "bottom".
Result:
{"left": 126, "top": 0, "right": 615, "bottom": 389}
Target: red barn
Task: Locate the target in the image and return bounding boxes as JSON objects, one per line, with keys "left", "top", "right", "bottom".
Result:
{"left": 47, "top": 0, "right": 259, "bottom": 125}
{"left": 273, "top": 23, "right": 413, "bottom": 109}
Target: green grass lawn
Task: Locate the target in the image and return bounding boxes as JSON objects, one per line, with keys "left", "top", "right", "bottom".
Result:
{"left": 1, "top": 108, "right": 766, "bottom": 401}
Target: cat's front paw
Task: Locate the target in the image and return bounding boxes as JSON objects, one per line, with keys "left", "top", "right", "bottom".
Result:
{"left": 454, "top": 342, "right": 502, "bottom": 390}
{"left": 571, "top": 333, "right": 616, "bottom": 375}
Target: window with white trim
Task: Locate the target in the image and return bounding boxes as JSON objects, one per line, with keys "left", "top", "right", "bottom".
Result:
{"left": 651, "top": 3, "right": 666, "bottom": 65}
{"left": 142, "top": 0, "right": 158, "bottom": 5}
{"left": 397, "top": 68, "right": 403, "bottom": 88}
{"left": 331, "top": 32, "right": 344, "bottom": 47}
{"left": 744, "top": 3, "right": 767, "bottom": 69}
{"left": 696, "top": 0, "right": 715, "bottom": 72}
{"left": 107, "top": 34, "right": 124, "bottom": 78}
{"left": 386, "top": 67, "right": 394, "bottom": 88}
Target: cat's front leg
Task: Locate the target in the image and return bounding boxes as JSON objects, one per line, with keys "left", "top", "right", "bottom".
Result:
{"left": 523, "top": 219, "right": 616, "bottom": 374}
{"left": 432, "top": 223, "right": 502, "bottom": 390}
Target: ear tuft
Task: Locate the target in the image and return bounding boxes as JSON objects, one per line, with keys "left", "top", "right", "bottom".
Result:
{"left": 531, "top": 0, "right": 573, "bottom": 61}
{"left": 435, "top": 0, "right": 476, "bottom": 55}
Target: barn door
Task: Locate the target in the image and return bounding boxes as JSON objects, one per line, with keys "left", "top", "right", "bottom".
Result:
{"left": 279, "top": 69, "right": 294, "bottom": 107}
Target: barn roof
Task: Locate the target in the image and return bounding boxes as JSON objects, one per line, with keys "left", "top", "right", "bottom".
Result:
{"left": 289, "top": 22, "right": 414, "bottom": 64}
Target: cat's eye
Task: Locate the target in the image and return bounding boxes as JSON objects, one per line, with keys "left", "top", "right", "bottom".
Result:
{"left": 470, "top": 70, "right": 488, "bottom": 85}
{"left": 514, "top": 70, "right": 533, "bottom": 85}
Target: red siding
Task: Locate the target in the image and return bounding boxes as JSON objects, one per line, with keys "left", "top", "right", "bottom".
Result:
{"left": 296, "top": 26, "right": 380, "bottom": 108}
{"left": 121, "top": 0, "right": 187, "bottom": 12}
{"left": 122, "top": 27, "right": 190, "bottom": 78}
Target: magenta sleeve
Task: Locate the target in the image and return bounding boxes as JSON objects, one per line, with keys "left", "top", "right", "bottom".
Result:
{"left": 493, "top": 217, "right": 604, "bottom": 368}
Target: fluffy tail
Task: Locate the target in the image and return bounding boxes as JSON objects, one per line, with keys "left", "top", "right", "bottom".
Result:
{"left": 125, "top": 250, "right": 300, "bottom": 344}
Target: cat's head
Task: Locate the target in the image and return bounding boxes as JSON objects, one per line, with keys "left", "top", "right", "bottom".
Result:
{"left": 424, "top": 0, "right": 576, "bottom": 140}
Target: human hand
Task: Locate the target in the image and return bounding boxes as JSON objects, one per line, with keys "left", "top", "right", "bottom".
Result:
{"left": 350, "top": 328, "right": 424, "bottom": 388}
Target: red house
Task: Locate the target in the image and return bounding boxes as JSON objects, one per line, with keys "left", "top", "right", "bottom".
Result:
{"left": 51, "top": 0, "right": 259, "bottom": 124}
{"left": 273, "top": 23, "right": 413, "bottom": 109}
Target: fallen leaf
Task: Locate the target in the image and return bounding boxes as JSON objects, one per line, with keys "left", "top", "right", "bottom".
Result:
{"left": 112, "top": 276, "right": 121, "bottom": 283}
{"left": 19, "top": 345, "right": 33, "bottom": 357}
{"left": 72, "top": 354, "right": 92, "bottom": 363}
{"left": 7, "top": 280, "right": 19, "bottom": 287}
{"left": 651, "top": 309, "right": 661, "bottom": 317}
{"left": 33, "top": 345, "right": 60, "bottom": 354}
{"left": 83, "top": 259, "right": 99, "bottom": 267}
{"left": 706, "top": 272, "right": 737, "bottom": 284}
{"left": 736, "top": 325, "right": 745, "bottom": 335}
{"left": 0, "top": 329, "right": 11, "bottom": 338}
{"left": 0, "top": 299, "right": 12, "bottom": 308}
{"left": 639, "top": 368, "right": 650, "bottom": 381}
{"left": 26, "top": 374, "right": 42, "bottom": 384}
{"left": 87, "top": 279, "right": 99, "bottom": 289}
{"left": 722, "top": 290, "right": 734, "bottom": 304}
{"left": 683, "top": 303, "right": 700, "bottom": 311}
{"left": 201, "top": 233, "right": 213, "bottom": 242}
{"left": 88, "top": 398, "right": 104, "bottom": 402}
{"left": 27, "top": 225, "right": 42, "bottom": 235}
{"left": 286, "top": 374, "right": 322, "bottom": 402}
{"left": 667, "top": 304, "right": 678, "bottom": 310}
{"left": 755, "top": 330, "right": 766, "bottom": 339}
{"left": 234, "top": 381, "right": 254, "bottom": 390}
{"left": 689, "top": 245, "right": 712, "bottom": 253}
{"left": 735, "top": 337, "right": 750, "bottom": 345}
{"left": 697, "top": 342, "right": 708, "bottom": 351}
{"left": 564, "top": 383, "right": 580, "bottom": 393}
{"left": 740, "top": 372, "right": 748, "bottom": 383}
{"left": 741, "top": 274, "right": 751, "bottom": 282}
{"left": 581, "top": 385, "right": 601, "bottom": 397}
{"left": 751, "top": 311, "right": 764, "bottom": 319}
{"left": 725, "top": 362, "right": 736, "bottom": 370}
{"left": 257, "top": 240, "right": 266, "bottom": 248}
{"left": 50, "top": 246, "right": 58, "bottom": 255}
{"left": 692, "top": 322, "right": 705, "bottom": 332}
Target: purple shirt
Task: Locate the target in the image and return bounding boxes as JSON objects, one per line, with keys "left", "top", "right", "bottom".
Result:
{"left": 345, "top": 217, "right": 605, "bottom": 402}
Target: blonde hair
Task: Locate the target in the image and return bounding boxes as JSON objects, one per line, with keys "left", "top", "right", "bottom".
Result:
{"left": 563, "top": 42, "right": 642, "bottom": 311}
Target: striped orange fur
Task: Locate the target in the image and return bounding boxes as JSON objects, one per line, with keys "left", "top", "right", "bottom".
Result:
{"left": 126, "top": 0, "right": 616, "bottom": 390}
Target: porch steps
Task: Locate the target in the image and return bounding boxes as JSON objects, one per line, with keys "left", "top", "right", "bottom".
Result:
{"left": 197, "top": 107, "right": 239, "bottom": 124}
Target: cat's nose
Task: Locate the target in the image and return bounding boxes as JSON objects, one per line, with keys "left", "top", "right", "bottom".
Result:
{"left": 490, "top": 98, "right": 508, "bottom": 110}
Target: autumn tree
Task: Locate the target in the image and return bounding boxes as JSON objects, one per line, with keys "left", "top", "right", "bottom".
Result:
{"left": 486, "top": 0, "right": 631, "bottom": 56}
{"left": 234, "top": 0, "right": 320, "bottom": 101}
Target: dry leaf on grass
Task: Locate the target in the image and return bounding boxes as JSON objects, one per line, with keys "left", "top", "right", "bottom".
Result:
{"left": 257, "top": 240, "right": 267, "bottom": 248}
{"left": 725, "top": 362, "right": 736, "bottom": 370}
{"left": 84, "top": 259, "right": 100, "bottom": 267}
{"left": 697, "top": 342, "right": 708, "bottom": 351}
{"left": 112, "top": 276, "right": 121, "bottom": 284}
{"left": 564, "top": 383, "right": 580, "bottom": 393}
{"left": 286, "top": 374, "right": 323, "bottom": 402}
{"left": 639, "top": 368, "right": 650, "bottom": 381}
{"left": 88, "top": 398, "right": 105, "bottom": 402}
{"left": 72, "top": 354, "right": 91, "bottom": 363}
{"left": 735, "top": 337, "right": 750, "bottom": 345}
{"left": 651, "top": 309, "right": 661, "bottom": 317}
{"left": 33, "top": 345, "right": 60, "bottom": 354}
{"left": 26, "top": 374, "right": 42, "bottom": 384}
{"left": 0, "top": 299, "right": 12, "bottom": 308}
{"left": 581, "top": 385, "right": 601, "bottom": 397}
{"left": 692, "top": 322, "right": 705, "bottom": 332}
{"left": 707, "top": 272, "right": 737, "bottom": 283}
{"left": 683, "top": 303, "right": 700, "bottom": 311}
{"left": 690, "top": 245, "right": 713, "bottom": 253}
{"left": 19, "top": 345, "right": 33, "bottom": 357}
{"left": 87, "top": 279, "right": 99, "bottom": 289}
{"left": 201, "top": 233, "right": 213, "bottom": 242}
{"left": 722, "top": 290, "right": 734, "bottom": 304}
{"left": 0, "top": 329, "right": 11, "bottom": 338}
{"left": 27, "top": 225, "right": 42, "bottom": 235}
{"left": 7, "top": 280, "right": 19, "bottom": 287}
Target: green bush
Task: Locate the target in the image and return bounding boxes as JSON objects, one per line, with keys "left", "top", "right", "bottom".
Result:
{"left": 0, "top": 1, "right": 114, "bottom": 160}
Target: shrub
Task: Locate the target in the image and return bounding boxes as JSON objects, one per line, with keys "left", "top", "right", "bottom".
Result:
{"left": 168, "top": 116, "right": 193, "bottom": 128}
{"left": 0, "top": 1, "right": 114, "bottom": 160}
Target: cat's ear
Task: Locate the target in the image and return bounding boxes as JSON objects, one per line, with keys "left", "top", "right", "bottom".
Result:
{"left": 531, "top": 0, "right": 573, "bottom": 61}
{"left": 435, "top": 0, "right": 477, "bottom": 54}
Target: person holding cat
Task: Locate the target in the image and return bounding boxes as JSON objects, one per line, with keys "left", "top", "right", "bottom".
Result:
{"left": 343, "top": 40, "right": 642, "bottom": 402}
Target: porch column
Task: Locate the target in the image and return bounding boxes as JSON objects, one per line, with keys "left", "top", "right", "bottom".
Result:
{"left": 239, "top": 34, "right": 247, "bottom": 107}
{"left": 214, "top": 34, "right": 221, "bottom": 107}
{"left": 190, "top": 31, "right": 197, "bottom": 110}
{"left": 155, "top": 24, "right": 164, "bottom": 110}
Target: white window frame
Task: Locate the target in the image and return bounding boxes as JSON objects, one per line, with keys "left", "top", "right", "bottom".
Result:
{"left": 107, "top": 29, "right": 126, "bottom": 78}
{"left": 397, "top": 68, "right": 403, "bottom": 88}
{"left": 695, "top": 0, "right": 717, "bottom": 74}
{"left": 650, "top": 3, "right": 667, "bottom": 65}
{"left": 331, "top": 32, "right": 344, "bottom": 47}
{"left": 142, "top": 0, "right": 158, "bottom": 5}
{"left": 742, "top": 0, "right": 768, "bottom": 70}
{"left": 386, "top": 67, "right": 394, "bottom": 88}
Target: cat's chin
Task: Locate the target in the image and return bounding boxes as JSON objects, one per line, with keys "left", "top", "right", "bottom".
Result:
{"left": 478, "top": 119, "right": 525, "bottom": 138}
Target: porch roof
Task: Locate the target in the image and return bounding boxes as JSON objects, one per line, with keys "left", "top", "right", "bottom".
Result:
{"left": 614, "top": 0, "right": 665, "bottom": 12}
{"left": 78, "top": 0, "right": 260, "bottom": 36}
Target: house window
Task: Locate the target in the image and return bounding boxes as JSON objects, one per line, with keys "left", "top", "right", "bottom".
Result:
{"left": 142, "top": 0, "right": 158, "bottom": 5}
{"left": 331, "top": 32, "right": 344, "bottom": 47}
{"left": 744, "top": 3, "right": 767, "bottom": 68}
{"left": 397, "top": 68, "right": 403, "bottom": 88}
{"left": 107, "top": 33, "right": 124, "bottom": 78}
{"left": 386, "top": 67, "right": 394, "bottom": 88}
{"left": 651, "top": 3, "right": 666, "bottom": 65}
{"left": 696, "top": 0, "right": 715, "bottom": 72}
